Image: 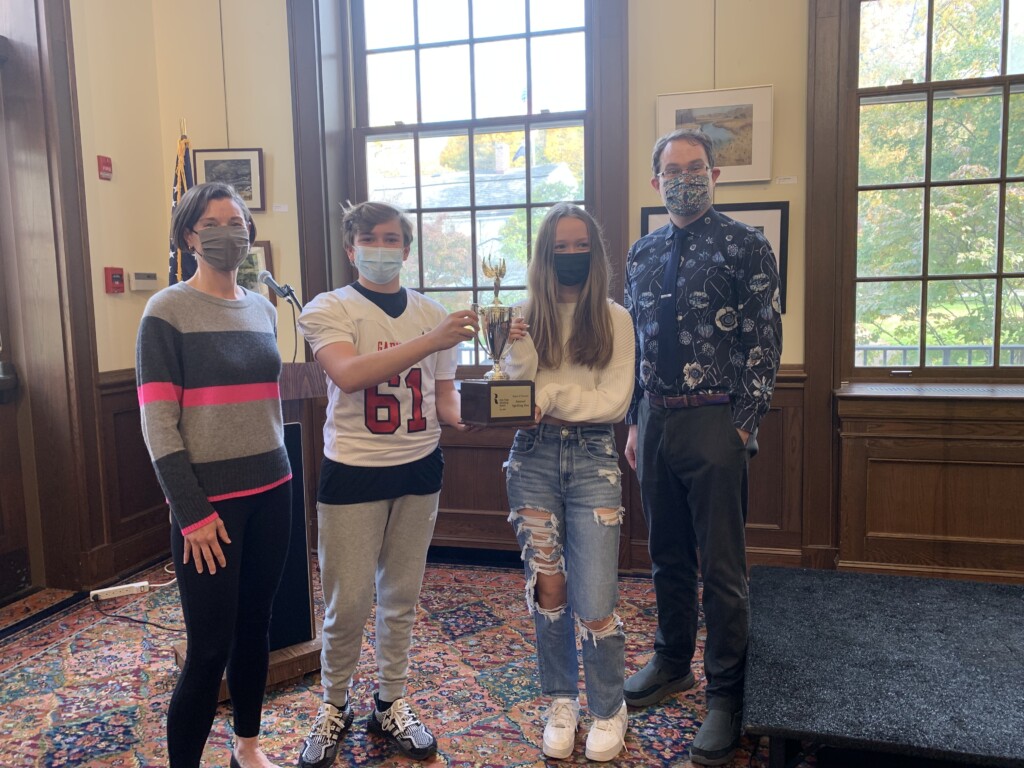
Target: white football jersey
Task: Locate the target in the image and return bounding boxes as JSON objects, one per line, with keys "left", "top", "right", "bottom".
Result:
{"left": 298, "top": 285, "right": 457, "bottom": 467}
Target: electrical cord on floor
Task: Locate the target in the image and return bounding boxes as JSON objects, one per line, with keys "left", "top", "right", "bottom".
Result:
{"left": 91, "top": 599, "right": 184, "bottom": 633}
{"left": 90, "top": 561, "right": 182, "bottom": 632}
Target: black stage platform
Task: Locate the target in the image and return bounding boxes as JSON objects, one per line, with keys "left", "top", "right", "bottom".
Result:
{"left": 744, "top": 567, "right": 1024, "bottom": 768}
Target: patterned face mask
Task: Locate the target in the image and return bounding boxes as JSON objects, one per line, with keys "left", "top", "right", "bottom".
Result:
{"left": 662, "top": 172, "right": 712, "bottom": 218}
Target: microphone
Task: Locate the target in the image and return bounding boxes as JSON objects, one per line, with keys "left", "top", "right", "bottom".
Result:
{"left": 258, "top": 270, "right": 290, "bottom": 299}
{"left": 257, "top": 270, "right": 303, "bottom": 310}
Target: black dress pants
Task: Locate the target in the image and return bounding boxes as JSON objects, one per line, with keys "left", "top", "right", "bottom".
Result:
{"left": 636, "top": 397, "right": 749, "bottom": 712}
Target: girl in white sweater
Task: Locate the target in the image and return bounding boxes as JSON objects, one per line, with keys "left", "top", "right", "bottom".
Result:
{"left": 504, "top": 203, "right": 635, "bottom": 762}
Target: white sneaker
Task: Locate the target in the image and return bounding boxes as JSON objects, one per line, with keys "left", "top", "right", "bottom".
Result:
{"left": 585, "top": 700, "right": 628, "bottom": 762}
{"left": 542, "top": 696, "right": 580, "bottom": 759}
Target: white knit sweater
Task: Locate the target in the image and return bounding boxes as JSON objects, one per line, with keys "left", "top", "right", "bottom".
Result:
{"left": 504, "top": 300, "right": 635, "bottom": 424}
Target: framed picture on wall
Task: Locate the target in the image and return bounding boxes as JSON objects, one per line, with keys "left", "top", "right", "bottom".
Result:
{"left": 656, "top": 85, "right": 773, "bottom": 183}
{"left": 237, "top": 240, "right": 274, "bottom": 305}
{"left": 193, "top": 147, "right": 266, "bottom": 211}
{"left": 639, "top": 201, "right": 788, "bottom": 312}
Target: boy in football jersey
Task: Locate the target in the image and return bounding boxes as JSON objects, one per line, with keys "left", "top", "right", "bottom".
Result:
{"left": 295, "top": 201, "right": 478, "bottom": 767}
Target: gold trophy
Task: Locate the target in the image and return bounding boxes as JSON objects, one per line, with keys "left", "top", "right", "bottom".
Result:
{"left": 460, "top": 255, "right": 535, "bottom": 426}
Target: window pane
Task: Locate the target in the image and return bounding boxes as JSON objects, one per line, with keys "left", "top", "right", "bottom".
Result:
{"left": 859, "top": 96, "right": 927, "bottom": 185}
{"left": 367, "top": 51, "right": 417, "bottom": 126}
{"left": 1011, "top": 0, "right": 1024, "bottom": 74}
{"left": 857, "top": 189, "right": 924, "bottom": 277}
{"left": 530, "top": 0, "right": 584, "bottom": 31}
{"left": 366, "top": 134, "right": 417, "bottom": 209}
{"left": 1009, "top": 87, "right": 1024, "bottom": 176}
{"left": 428, "top": 289, "right": 476, "bottom": 364}
{"left": 418, "top": 0, "right": 468, "bottom": 44}
{"left": 932, "top": 88, "right": 1002, "bottom": 181}
{"left": 421, "top": 45, "right": 471, "bottom": 122}
{"left": 420, "top": 132, "right": 471, "bottom": 208}
{"left": 929, "top": 184, "right": 999, "bottom": 274}
{"left": 474, "top": 40, "right": 527, "bottom": 118}
{"left": 1005, "top": 183, "right": 1024, "bottom": 273}
{"left": 854, "top": 280, "right": 922, "bottom": 366}
{"left": 1001, "top": 278, "right": 1024, "bottom": 364}
{"left": 474, "top": 128, "right": 527, "bottom": 206}
{"left": 859, "top": 0, "right": 926, "bottom": 87}
{"left": 531, "top": 33, "right": 585, "bottom": 113}
{"left": 421, "top": 211, "right": 473, "bottom": 287}
{"left": 406, "top": 211, "right": 421, "bottom": 284}
{"left": 925, "top": 278, "right": 995, "bottom": 366}
{"left": 932, "top": 0, "right": 1002, "bottom": 81}
{"left": 364, "top": 0, "right": 414, "bottom": 49}
{"left": 530, "top": 205, "right": 552, "bottom": 255}
{"left": 531, "top": 123, "right": 584, "bottom": 202}
{"left": 473, "top": 0, "right": 525, "bottom": 37}
{"left": 477, "top": 208, "right": 528, "bottom": 289}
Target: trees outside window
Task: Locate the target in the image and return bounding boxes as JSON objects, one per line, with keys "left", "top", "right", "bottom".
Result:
{"left": 852, "top": 0, "right": 1024, "bottom": 371}
{"left": 353, "top": 0, "right": 588, "bottom": 365}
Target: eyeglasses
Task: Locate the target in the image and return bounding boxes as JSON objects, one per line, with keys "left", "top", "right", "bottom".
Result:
{"left": 657, "top": 163, "right": 709, "bottom": 181}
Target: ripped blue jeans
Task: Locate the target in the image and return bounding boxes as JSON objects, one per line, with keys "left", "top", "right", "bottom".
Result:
{"left": 505, "top": 423, "right": 626, "bottom": 719}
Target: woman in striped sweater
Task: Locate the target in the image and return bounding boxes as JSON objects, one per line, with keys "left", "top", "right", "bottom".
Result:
{"left": 503, "top": 203, "right": 636, "bottom": 762}
{"left": 136, "top": 182, "right": 291, "bottom": 768}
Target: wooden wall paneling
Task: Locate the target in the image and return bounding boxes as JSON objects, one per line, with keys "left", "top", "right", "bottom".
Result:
{"left": 837, "top": 385, "right": 1024, "bottom": 582}
{"left": 436, "top": 427, "right": 519, "bottom": 551}
{"left": 91, "top": 371, "right": 169, "bottom": 581}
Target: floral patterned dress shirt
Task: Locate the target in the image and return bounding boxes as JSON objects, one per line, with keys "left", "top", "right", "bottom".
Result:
{"left": 624, "top": 207, "right": 783, "bottom": 432}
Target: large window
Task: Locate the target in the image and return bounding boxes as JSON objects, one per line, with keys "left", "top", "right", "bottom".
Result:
{"left": 852, "top": 0, "right": 1024, "bottom": 372}
{"left": 352, "top": 0, "right": 588, "bottom": 365}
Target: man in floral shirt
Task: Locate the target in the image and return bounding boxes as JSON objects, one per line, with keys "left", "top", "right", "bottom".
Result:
{"left": 622, "top": 128, "right": 782, "bottom": 766}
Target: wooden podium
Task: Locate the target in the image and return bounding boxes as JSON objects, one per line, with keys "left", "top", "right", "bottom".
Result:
{"left": 175, "top": 361, "right": 327, "bottom": 700}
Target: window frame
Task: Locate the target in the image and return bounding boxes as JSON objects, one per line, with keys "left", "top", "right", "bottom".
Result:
{"left": 349, "top": 0, "right": 593, "bottom": 368}
{"left": 840, "top": 0, "right": 1024, "bottom": 382}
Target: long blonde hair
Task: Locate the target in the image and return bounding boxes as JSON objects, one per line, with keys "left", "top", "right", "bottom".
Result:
{"left": 526, "top": 203, "right": 614, "bottom": 370}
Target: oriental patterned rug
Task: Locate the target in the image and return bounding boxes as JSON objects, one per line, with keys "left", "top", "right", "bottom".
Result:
{"left": 0, "top": 558, "right": 786, "bottom": 767}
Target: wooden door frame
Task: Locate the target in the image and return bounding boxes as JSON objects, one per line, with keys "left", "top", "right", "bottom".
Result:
{"left": 0, "top": 0, "right": 109, "bottom": 589}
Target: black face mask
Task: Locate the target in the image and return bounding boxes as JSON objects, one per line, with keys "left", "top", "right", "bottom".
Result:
{"left": 555, "top": 252, "right": 591, "bottom": 286}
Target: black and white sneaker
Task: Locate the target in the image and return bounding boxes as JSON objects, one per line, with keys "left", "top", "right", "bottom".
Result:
{"left": 298, "top": 700, "right": 354, "bottom": 768}
{"left": 367, "top": 696, "right": 438, "bottom": 760}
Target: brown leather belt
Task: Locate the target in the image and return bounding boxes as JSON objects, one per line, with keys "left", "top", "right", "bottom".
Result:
{"left": 646, "top": 392, "right": 731, "bottom": 409}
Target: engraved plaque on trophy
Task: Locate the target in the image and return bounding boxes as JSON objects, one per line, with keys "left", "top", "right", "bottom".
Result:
{"left": 460, "top": 255, "right": 536, "bottom": 427}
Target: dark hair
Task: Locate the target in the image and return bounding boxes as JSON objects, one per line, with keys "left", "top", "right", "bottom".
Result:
{"left": 526, "top": 203, "right": 614, "bottom": 370}
{"left": 341, "top": 201, "right": 414, "bottom": 250}
{"left": 169, "top": 182, "right": 255, "bottom": 252}
{"left": 651, "top": 128, "right": 715, "bottom": 175}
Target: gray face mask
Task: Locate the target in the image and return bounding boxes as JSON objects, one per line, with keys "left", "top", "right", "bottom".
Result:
{"left": 196, "top": 225, "right": 250, "bottom": 272}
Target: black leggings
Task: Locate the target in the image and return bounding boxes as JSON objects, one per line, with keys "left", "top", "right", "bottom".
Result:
{"left": 166, "top": 481, "right": 291, "bottom": 768}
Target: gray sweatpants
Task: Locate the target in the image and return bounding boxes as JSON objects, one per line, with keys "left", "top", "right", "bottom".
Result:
{"left": 317, "top": 493, "right": 439, "bottom": 706}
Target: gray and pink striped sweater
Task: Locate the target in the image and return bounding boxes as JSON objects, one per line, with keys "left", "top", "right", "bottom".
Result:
{"left": 136, "top": 282, "right": 292, "bottom": 535}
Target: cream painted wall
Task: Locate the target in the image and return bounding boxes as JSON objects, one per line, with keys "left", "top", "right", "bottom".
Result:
{"left": 72, "top": 0, "right": 302, "bottom": 372}
{"left": 71, "top": 0, "right": 167, "bottom": 373}
{"left": 628, "top": 0, "right": 808, "bottom": 364}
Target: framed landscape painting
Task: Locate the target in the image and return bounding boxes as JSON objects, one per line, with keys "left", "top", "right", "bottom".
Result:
{"left": 193, "top": 147, "right": 265, "bottom": 211}
{"left": 656, "top": 85, "right": 773, "bottom": 183}
{"left": 237, "top": 240, "right": 274, "bottom": 305}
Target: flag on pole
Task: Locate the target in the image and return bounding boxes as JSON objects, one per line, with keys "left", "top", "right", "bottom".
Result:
{"left": 168, "top": 120, "right": 195, "bottom": 285}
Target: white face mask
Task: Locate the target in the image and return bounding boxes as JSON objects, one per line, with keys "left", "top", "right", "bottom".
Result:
{"left": 354, "top": 246, "right": 404, "bottom": 284}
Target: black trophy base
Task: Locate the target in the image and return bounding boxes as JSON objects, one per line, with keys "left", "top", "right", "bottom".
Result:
{"left": 460, "top": 378, "right": 535, "bottom": 427}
